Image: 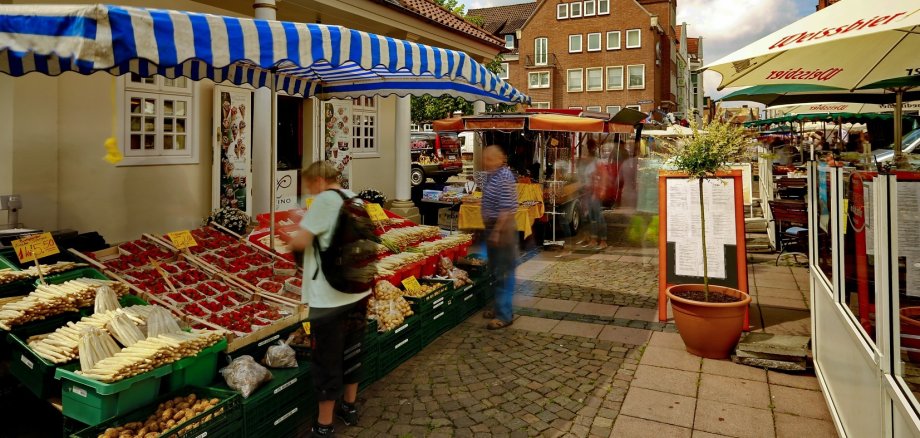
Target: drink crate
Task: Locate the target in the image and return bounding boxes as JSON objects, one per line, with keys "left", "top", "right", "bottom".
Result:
{"left": 70, "top": 386, "right": 242, "bottom": 438}
{"left": 376, "top": 315, "right": 420, "bottom": 380}
{"left": 55, "top": 363, "right": 173, "bottom": 426}
{"left": 164, "top": 338, "right": 228, "bottom": 392}
{"left": 212, "top": 359, "right": 312, "bottom": 435}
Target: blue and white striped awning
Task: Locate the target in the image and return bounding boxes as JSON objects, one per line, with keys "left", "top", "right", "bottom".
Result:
{"left": 0, "top": 4, "right": 529, "bottom": 104}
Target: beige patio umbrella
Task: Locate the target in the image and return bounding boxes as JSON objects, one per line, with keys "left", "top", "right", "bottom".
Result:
{"left": 706, "top": 0, "right": 920, "bottom": 160}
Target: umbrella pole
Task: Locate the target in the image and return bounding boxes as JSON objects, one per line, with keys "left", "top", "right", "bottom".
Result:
{"left": 894, "top": 88, "right": 906, "bottom": 168}
{"left": 269, "top": 73, "right": 277, "bottom": 251}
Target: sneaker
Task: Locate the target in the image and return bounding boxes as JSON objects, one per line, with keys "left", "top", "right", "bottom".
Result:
{"left": 310, "top": 423, "right": 335, "bottom": 437}
{"left": 336, "top": 401, "right": 359, "bottom": 426}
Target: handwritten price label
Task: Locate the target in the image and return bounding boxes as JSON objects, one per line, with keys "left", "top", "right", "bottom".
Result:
{"left": 12, "top": 233, "right": 59, "bottom": 264}
{"left": 301, "top": 322, "right": 311, "bottom": 335}
{"left": 401, "top": 276, "right": 423, "bottom": 294}
{"left": 167, "top": 230, "right": 198, "bottom": 250}
{"left": 305, "top": 198, "right": 314, "bottom": 209}
{"left": 365, "top": 203, "right": 389, "bottom": 222}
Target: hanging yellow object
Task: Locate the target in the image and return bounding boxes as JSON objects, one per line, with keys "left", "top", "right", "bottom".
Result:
{"left": 103, "top": 137, "right": 123, "bottom": 164}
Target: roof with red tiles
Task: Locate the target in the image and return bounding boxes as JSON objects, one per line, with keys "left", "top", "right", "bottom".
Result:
{"left": 467, "top": 1, "right": 538, "bottom": 36}
{"left": 394, "top": 0, "right": 505, "bottom": 48}
{"left": 687, "top": 37, "right": 700, "bottom": 57}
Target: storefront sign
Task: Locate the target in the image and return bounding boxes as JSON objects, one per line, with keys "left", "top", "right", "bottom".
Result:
{"left": 167, "top": 230, "right": 198, "bottom": 250}
{"left": 275, "top": 170, "right": 299, "bottom": 212}
{"left": 322, "top": 99, "right": 352, "bottom": 189}
{"left": 12, "top": 233, "right": 59, "bottom": 264}
{"left": 213, "top": 86, "right": 253, "bottom": 215}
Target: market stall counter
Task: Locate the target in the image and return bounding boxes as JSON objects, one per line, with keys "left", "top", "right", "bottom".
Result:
{"left": 457, "top": 183, "right": 546, "bottom": 238}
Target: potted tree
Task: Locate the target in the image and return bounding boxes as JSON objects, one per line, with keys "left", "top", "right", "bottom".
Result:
{"left": 663, "top": 121, "right": 752, "bottom": 359}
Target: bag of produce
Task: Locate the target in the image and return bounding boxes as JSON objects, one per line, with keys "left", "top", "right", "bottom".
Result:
{"left": 220, "top": 355, "right": 273, "bottom": 398}
{"left": 262, "top": 340, "right": 298, "bottom": 368}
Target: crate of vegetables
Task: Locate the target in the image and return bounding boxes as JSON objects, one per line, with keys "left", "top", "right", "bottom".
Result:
{"left": 71, "top": 386, "right": 242, "bottom": 438}
{"left": 400, "top": 278, "right": 452, "bottom": 315}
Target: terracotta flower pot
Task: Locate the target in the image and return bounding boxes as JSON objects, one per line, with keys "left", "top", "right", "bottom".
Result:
{"left": 666, "top": 284, "right": 752, "bottom": 359}
{"left": 899, "top": 307, "right": 920, "bottom": 362}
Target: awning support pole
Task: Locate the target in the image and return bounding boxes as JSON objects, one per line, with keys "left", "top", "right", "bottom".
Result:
{"left": 269, "top": 72, "right": 277, "bottom": 251}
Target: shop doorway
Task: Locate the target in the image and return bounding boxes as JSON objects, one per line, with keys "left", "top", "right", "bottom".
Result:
{"left": 276, "top": 96, "right": 303, "bottom": 210}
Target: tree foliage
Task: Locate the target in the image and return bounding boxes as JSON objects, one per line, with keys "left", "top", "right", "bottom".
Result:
{"left": 432, "top": 0, "right": 465, "bottom": 15}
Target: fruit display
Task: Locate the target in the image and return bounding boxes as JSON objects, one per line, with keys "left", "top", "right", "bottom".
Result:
{"left": 28, "top": 305, "right": 157, "bottom": 364}
{"left": 93, "top": 393, "right": 226, "bottom": 438}
{"left": 0, "top": 279, "right": 131, "bottom": 330}
{"left": 367, "top": 280, "right": 414, "bottom": 332}
{"left": 0, "top": 261, "right": 87, "bottom": 285}
{"left": 78, "top": 330, "right": 225, "bottom": 383}
{"left": 380, "top": 225, "right": 441, "bottom": 252}
{"left": 200, "top": 301, "right": 287, "bottom": 335}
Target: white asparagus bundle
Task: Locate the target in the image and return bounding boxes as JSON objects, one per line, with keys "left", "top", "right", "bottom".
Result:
{"left": 28, "top": 305, "right": 153, "bottom": 363}
{"left": 380, "top": 225, "right": 441, "bottom": 251}
{"left": 93, "top": 285, "right": 120, "bottom": 314}
{"left": 78, "top": 330, "right": 225, "bottom": 383}
{"left": 106, "top": 313, "right": 145, "bottom": 347}
{"left": 145, "top": 306, "right": 182, "bottom": 338}
{"left": 78, "top": 327, "right": 120, "bottom": 372}
{"left": 0, "top": 262, "right": 87, "bottom": 286}
{"left": 342, "top": 252, "right": 428, "bottom": 283}
{"left": 0, "top": 279, "right": 130, "bottom": 330}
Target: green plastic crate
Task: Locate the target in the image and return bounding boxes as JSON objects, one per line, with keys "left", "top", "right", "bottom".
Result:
{"left": 165, "top": 338, "right": 228, "bottom": 392}
{"left": 70, "top": 386, "right": 242, "bottom": 438}
{"left": 212, "top": 359, "right": 312, "bottom": 434}
{"left": 39, "top": 267, "right": 109, "bottom": 286}
{"left": 376, "top": 316, "right": 420, "bottom": 380}
{"left": 419, "top": 295, "right": 455, "bottom": 346}
{"left": 453, "top": 282, "right": 483, "bottom": 323}
{"left": 55, "top": 363, "right": 173, "bottom": 426}
{"left": 6, "top": 331, "right": 79, "bottom": 398}
{"left": 403, "top": 279, "right": 452, "bottom": 314}
{"left": 7, "top": 293, "right": 147, "bottom": 341}
{"left": 244, "top": 395, "right": 311, "bottom": 438}
{"left": 0, "top": 253, "right": 33, "bottom": 297}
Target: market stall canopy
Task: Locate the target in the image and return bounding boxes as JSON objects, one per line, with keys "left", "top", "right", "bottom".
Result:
{"left": 770, "top": 101, "right": 920, "bottom": 116}
{"left": 720, "top": 84, "right": 920, "bottom": 106}
{"left": 528, "top": 114, "right": 605, "bottom": 132}
{"left": 704, "top": 0, "right": 920, "bottom": 91}
{"left": 745, "top": 112, "right": 899, "bottom": 127}
{"left": 0, "top": 4, "right": 530, "bottom": 104}
{"left": 431, "top": 117, "right": 464, "bottom": 132}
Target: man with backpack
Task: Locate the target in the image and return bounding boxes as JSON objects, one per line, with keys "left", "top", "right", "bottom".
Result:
{"left": 284, "top": 161, "right": 374, "bottom": 437}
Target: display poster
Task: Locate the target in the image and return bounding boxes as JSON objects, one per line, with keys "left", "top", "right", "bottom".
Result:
{"left": 898, "top": 182, "right": 920, "bottom": 296}
{"left": 275, "top": 170, "right": 299, "bottom": 212}
{"left": 666, "top": 178, "right": 736, "bottom": 279}
{"left": 213, "top": 86, "right": 253, "bottom": 216}
{"left": 322, "top": 100, "right": 352, "bottom": 189}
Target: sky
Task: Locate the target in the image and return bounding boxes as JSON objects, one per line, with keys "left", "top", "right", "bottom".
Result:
{"left": 457, "top": 0, "right": 815, "bottom": 101}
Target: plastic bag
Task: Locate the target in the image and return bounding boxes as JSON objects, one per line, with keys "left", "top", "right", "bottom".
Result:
{"left": 262, "top": 340, "right": 298, "bottom": 368}
{"left": 93, "top": 285, "right": 120, "bottom": 314}
{"left": 220, "top": 355, "right": 273, "bottom": 398}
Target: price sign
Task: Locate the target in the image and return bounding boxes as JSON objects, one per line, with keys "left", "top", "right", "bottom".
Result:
{"left": 472, "top": 191, "right": 482, "bottom": 198}
{"left": 12, "top": 233, "right": 59, "bottom": 264}
{"left": 365, "top": 203, "right": 389, "bottom": 222}
{"left": 301, "top": 322, "right": 311, "bottom": 335}
{"left": 305, "top": 197, "right": 314, "bottom": 209}
{"left": 167, "top": 230, "right": 198, "bottom": 250}
{"left": 402, "top": 276, "right": 423, "bottom": 294}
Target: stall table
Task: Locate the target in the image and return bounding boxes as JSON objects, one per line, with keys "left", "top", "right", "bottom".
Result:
{"left": 457, "top": 184, "right": 545, "bottom": 238}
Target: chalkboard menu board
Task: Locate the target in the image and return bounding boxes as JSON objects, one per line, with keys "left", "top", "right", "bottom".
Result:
{"left": 657, "top": 170, "right": 749, "bottom": 327}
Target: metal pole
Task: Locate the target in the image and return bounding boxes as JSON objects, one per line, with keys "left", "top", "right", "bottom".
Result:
{"left": 269, "top": 73, "right": 277, "bottom": 251}
{"left": 895, "top": 88, "right": 905, "bottom": 156}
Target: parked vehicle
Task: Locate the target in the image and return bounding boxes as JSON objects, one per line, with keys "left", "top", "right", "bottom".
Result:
{"left": 410, "top": 132, "right": 464, "bottom": 186}
{"left": 871, "top": 128, "right": 920, "bottom": 164}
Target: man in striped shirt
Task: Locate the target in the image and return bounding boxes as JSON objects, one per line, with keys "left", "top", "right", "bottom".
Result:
{"left": 481, "top": 145, "right": 519, "bottom": 330}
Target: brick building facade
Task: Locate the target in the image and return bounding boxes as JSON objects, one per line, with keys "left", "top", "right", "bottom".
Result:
{"left": 470, "top": 0, "right": 683, "bottom": 116}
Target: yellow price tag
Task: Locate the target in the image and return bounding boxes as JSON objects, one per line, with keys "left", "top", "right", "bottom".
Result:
{"left": 305, "top": 198, "right": 313, "bottom": 209}
{"left": 302, "top": 322, "right": 311, "bottom": 335}
{"left": 472, "top": 191, "right": 482, "bottom": 198}
{"left": 12, "top": 233, "right": 59, "bottom": 264}
{"left": 365, "top": 203, "right": 389, "bottom": 222}
{"left": 402, "top": 276, "right": 422, "bottom": 294}
{"left": 167, "top": 230, "right": 198, "bottom": 250}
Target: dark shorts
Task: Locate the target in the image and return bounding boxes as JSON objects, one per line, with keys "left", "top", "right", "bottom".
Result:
{"left": 309, "top": 298, "right": 370, "bottom": 401}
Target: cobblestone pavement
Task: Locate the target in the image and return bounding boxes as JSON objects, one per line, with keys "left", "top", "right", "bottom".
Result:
{"left": 518, "top": 255, "right": 659, "bottom": 309}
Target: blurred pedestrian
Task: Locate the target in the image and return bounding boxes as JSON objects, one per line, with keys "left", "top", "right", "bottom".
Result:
{"left": 576, "top": 140, "right": 608, "bottom": 250}
{"left": 283, "top": 161, "right": 368, "bottom": 437}
{"left": 480, "top": 145, "right": 519, "bottom": 330}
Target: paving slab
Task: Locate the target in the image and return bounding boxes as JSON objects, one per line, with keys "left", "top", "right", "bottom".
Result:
{"left": 733, "top": 353, "right": 807, "bottom": 371}
{"left": 534, "top": 298, "right": 579, "bottom": 313}
{"left": 691, "top": 432, "right": 732, "bottom": 438}
{"left": 514, "top": 295, "right": 542, "bottom": 308}
{"left": 631, "top": 365, "right": 699, "bottom": 397}
{"left": 693, "top": 399, "right": 776, "bottom": 438}
{"left": 551, "top": 320, "right": 603, "bottom": 338}
{"left": 767, "top": 371, "right": 821, "bottom": 391}
{"left": 511, "top": 316, "right": 560, "bottom": 333}
{"left": 597, "top": 325, "right": 651, "bottom": 346}
{"left": 615, "top": 306, "right": 658, "bottom": 322}
{"left": 757, "top": 295, "right": 809, "bottom": 311}
{"left": 698, "top": 374, "right": 771, "bottom": 409}
{"left": 774, "top": 413, "right": 838, "bottom": 438}
{"left": 620, "top": 387, "right": 697, "bottom": 428}
{"left": 737, "top": 333, "right": 810, "bottom": 356}
{"left": 639, "top": 346, "right": 701, "bottom": 372}
{"left": 770, "top": 385, "right": 832, "bottom": 421}
{"left": 571, "top": 301, "right": 619, "bottom": 317}
{"left": 610, "top": 415, "right": 692, "bottom": 438}
{"left": 647, "top": 331, "right": 686, "bottom": 350}
{"left": 701, "top": 359, "right": 767, "bottom": 382}
{"left": 755, "top": 286, "right": 805, "bottom": 299}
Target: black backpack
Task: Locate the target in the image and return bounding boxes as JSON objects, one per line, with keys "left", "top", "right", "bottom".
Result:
{"left": 312, "top": 189, "right": 381, "bottom": 293}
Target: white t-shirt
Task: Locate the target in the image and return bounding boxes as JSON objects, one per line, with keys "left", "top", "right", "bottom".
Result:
{"left": 299, "top": 189, "right": 371, "bottom": 308}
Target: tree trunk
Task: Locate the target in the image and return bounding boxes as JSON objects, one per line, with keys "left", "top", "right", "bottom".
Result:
{"left": 699, "top": 178, "right": 710, "bottom": 300}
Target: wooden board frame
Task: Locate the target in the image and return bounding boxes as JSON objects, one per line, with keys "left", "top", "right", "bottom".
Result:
{"left": 658, "top": 170, "right": 750, "bottom": 329}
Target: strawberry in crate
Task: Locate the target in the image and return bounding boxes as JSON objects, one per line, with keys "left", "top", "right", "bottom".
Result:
{"left": 257, "top": 280, "right": 283, "bottom": 294}
{"left": 274, "top": 259, "right": 297, "bottom": 276}
{"left": 167, "top": 292, "right": 189, "bottom": 303}
{"left": 181, "top": 287, "right": 204, "bottom": 301}
{"left": 201, "top": 299, "right": 224, "bottom": 313}
{"left": 184, "top": 302, "right": 208, "bottom": 317}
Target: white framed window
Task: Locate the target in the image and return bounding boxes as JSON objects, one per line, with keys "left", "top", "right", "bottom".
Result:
{"left": 568, "top": 106, "right": 583, "bottom": 110}
{"left": 606, "top": 66, "right": 624, "bottom": 90}
{"left": 528, "top": 71, "right": 551, "bottom": 89}
{"left": 352, "top": 96, "right": 378, "bottom": 156}
{"left": 627, "top": 64, "right": 646, "bottom": 89}
{"left": 532, "top": 102, "right": 551, "bottom": 109}
{"left": 557, "top": 3, "right": 568, "bottom": 19}
{"left": 505, "top": 34, "right": 515, "bottom": 49}
{"left": 586, "top": 67, "right": 604, "bottom": 91}
{"left": 607, "top": 31, "right": 621, "bottom": 50}
{"left": 569, "top": 34, "right": 583, "bottom": 53}
{"left": 498, "top": 62, "right": 510, "bottom": 80}
{"left": 626, "top": 29, "right": 641, "bottom": 48}
{"left": 587, "top": 33, "right": 602, "bottom": 52}
{"left": 567, "top": 68, "right": 584, "bottom": 92}
{"left": 583, "top": 0, "right": 596, "bottom": 16}
{"left": 570, "top": 1, "right": 582, "bottom": 17}
{"left": 120, "top": 74, "right": 197, "bottom": 166}
{"left": 626, "top": 104, "right": 641, "bottom": 111}
{"left": 606, "top": 105, "right": 621, "bottom": 114}
{"left": 586, "top": 106, "right": 602, "bottom": 112}
{"left": 534, "top": 37, "right": 548, "bottom": 66}
{"left": 598, "top": 0, "right": 610, "bottom": 15}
